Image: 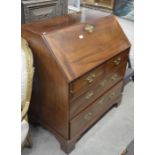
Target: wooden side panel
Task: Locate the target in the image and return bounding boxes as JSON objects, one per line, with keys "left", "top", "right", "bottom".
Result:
{"left": 22, "top": 29, "right": 69, "bottom": 139}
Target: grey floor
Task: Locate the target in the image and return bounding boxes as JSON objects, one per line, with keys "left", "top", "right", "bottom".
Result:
{"left": 22, "top": 83, "right": 134, "bottom": 155}
{"left": 22, "top": 8, "right": 134, "bottom": 155}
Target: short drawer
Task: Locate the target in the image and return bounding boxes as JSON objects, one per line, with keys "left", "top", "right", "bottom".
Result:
{"left": 70, "top": 81, "right": 123, "bottom": 138}
{"left": 69, "top": 64, "right": 105, "bottom": 100}
{"left": 99, "top": 64, "right": 127, "bottom": 92}
{"left": 70, "top": 66, "right": 125, "bottom": 119}
{"left": 105, "top": 50, "right": 129, "bottom": 75}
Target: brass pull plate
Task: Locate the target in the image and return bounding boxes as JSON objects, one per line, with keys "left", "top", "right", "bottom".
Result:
{"left": 113, "top": 57, "right": 121, "bottom": 65}
{"left": 86, "top": 73, "right": 96, "bottom": 84}
{"left": 85, "top": 91, "right": 94, "bottom": 100}
{"left": 84, "top": 112, "right": 93, "bottom": 121}
{"left": 84, "top": 24, "right": 95, "bottom": 33}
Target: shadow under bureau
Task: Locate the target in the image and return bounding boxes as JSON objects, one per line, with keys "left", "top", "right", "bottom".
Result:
{"left": 22, "top": 13, "right": 131, "bottom": 154}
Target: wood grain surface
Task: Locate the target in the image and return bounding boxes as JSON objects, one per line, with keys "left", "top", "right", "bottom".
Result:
{"left": 22, "top": 12, "right": 130, "bottom": 153}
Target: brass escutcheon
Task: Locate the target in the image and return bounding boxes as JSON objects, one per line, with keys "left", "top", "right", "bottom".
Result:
{"left": 84, "top": 24, "right": 95, "bottom": 33}
{"left": 97, "top": 98, "right": 105, "bottom": 105}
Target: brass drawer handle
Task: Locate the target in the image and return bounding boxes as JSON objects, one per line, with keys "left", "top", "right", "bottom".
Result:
{"left": 111, "top": 74, "right": 118, "bottom": 81}
{"left": 109, "top": 92, "right": 115, "bottom": 100}
{"left": 99, "top": 79, "right": 107, "bottom": 87}
{"left": 85, "top": 91, "right": 94, "bottom": 100}
{"left": 113, "top": 57, "right": 121, "bottom": 65}
{"left": 97, "top": 98, "right": 105, "bottom": 105}
{"left": 84, "top": 112, "right": 93, "bottom": 121}
{"left": 86, "top": 73, "right": 96, "bottom": 84}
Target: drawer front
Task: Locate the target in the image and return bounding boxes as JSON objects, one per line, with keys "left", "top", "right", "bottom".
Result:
{"left": 105, "top": 50, "right": 129, "bottom": 75}
{"left": 70, "top": 81, "right": 123, "bottom": 138}
{"left": 70, "top": 64, "right": 105, "bottom": 100}
{"left": 100, "top": 63, "right": 127, "bottom": 92}
{"left": 70, "top": 66, "right": 126, "bottom": 119}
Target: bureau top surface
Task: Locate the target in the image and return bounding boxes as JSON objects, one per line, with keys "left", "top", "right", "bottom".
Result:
{"left": 22, "top": 12, "right": 130, "bottom": 81}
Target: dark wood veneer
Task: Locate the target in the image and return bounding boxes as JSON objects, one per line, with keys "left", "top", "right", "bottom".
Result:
{"left": 22, "top": 12, "right": 130, "bottom": 154}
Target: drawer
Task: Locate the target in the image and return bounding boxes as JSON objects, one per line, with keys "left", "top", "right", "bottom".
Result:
{"left": 70, "top": 66, "right": 125, "bottom": 119}
{"left": 70, "top": 81, "right": 123, "bottom": 138}
{"left": 105, "top": 50, "right": 129, "bottom": 75}
{"left": 69, "top": 64, "right": 105, "bottom": 100}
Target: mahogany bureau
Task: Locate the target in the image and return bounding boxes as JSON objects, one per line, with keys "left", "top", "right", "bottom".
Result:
{"left": 22, "top": 12, "right": 131, "bottom": 154}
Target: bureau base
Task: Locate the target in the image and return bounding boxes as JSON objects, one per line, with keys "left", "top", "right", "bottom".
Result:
{"left": 29, "top": 95, "right": 122, "bottom": 154}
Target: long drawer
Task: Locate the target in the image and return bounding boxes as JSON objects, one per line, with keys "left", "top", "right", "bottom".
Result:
{"left": 70, "top": 65, "right": 126, "bottom": 119}
{"left": 70, "top": 81, "right": 123, "bottom": 138}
